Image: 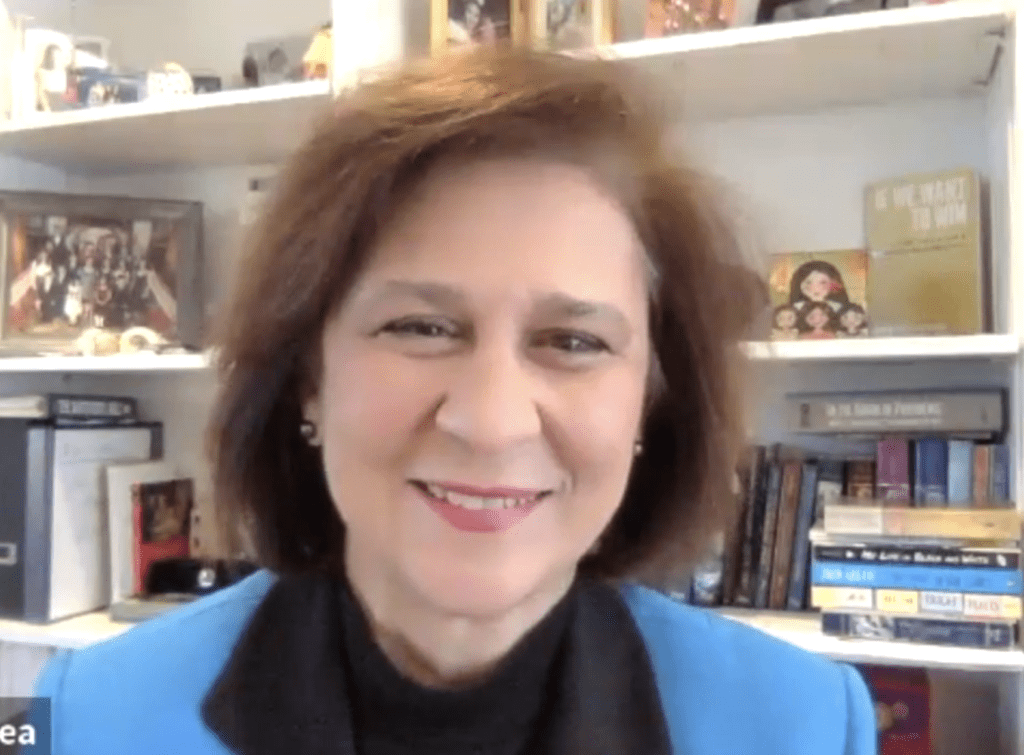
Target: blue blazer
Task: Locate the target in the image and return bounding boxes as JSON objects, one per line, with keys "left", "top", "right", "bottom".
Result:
{"left": 32, "top": 569, "right": 878, "bottom": 754}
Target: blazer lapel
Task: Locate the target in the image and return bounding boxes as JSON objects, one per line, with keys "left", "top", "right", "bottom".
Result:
{"left": 201, "top": 573, "right": 356, "bottom": 755}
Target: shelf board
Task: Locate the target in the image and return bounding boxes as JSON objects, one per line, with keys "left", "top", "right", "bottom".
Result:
{"left": 742, "top": 334, "right": 1020, "bottom": 362}
{"left": 0, "top": 611, "right": 130, "bottom": 650}
{"left": 0, "top": 351, "right": 211, "bottom": 373}
{"left": 606, "top": 2, "right": 1008, "bottom": 120}
{"left": 719, "top": 608, "right": 1024, "bottom": 672}
{"left": 0, "top": 80, "right": 332, "bottom": 171}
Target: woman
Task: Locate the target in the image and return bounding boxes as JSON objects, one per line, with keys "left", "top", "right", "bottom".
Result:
{"left": 32, "top": 48, "right": 877, "bottom": 754}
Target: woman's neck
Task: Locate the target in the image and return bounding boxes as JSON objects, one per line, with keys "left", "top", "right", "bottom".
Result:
{"left": 344, "top": 552, "right": 575, "bottom": 689}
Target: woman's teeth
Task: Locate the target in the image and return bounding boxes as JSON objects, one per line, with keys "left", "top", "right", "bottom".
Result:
{"left": 423, "top": 483, "right": 541, "bottom": 510}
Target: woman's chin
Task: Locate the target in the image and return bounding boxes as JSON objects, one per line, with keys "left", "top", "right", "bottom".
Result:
{"left": 404, "top": 561, "right": 561, "bottom": 620}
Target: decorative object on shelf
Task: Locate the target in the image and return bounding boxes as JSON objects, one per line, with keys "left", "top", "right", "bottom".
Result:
{"left": 303, "top": 22, "right": 332, "bottom": 80}
{"left": 866, "top": 167, "right": 988, "bottom": 337}
{"left": 242, "top": 31, "right": 315, "bottom": 87}
{"left": 189, "top": 72, "right": 222, "bottom": 95}
{"left": 145, "top": 62, "right": 194, "bottom": 101}
{"left": 119, "top": 326, "right": 168, "bottom": 354}
{"left": 0, "top": 191, "right": 204, "bottom": 357}
{"left": 529, "top": 0, "right": 615, "bottom": 50}
{"left": 768, "top": 249, "right": 870, "bottom": 341}
{"left": 646, "top": 0, "right": 733, "bottom": 36}
{"left": 431, "top": 0, "right": 528, "bottom": 55}
{"left": 761, "top": 0, "right": 882, "bottom": 23}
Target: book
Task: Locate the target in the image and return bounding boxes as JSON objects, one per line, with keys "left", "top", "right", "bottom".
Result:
{"left": 972, "top": 443, "right": 992, "bottom": 507}
{"left": 844, "top": 459, "right": 876, "bottom": 499}
{"left": 865, "top": 167, "right": 987, "bottom": 336}
{"left": 875, "top": 438, "right": 910, "bottom": 503}
{"left": 733, "top": 445, "right": 770, "bottom": 607}
{"left": 990, "top": 443, "right": 1010, "bottom": 503}
{"left": 812, "top": 586, "right": 1022, "bottom": 620}
{"left": 786, "top": 460, "right": 819, "bottom": 610}
{"left": 754, "top": 455, "right": 784, "bottom": 608}
{"left": 105, "top": 460, "right": 182, "bottom": 605}
{"left": 768, "top": 459, "right": 803, "bottom": 608}
{"left": 857, "top": 666, "right": 932, "bottom": 755}
{"left": 811, "top": 561, "right": 1021, "bottom": 595}
{"left": 946, "top": 439, "right": 974, "bottom": 508}
{"left": 0, "top": 420, "right": 161, "bottom": 622}
{"left": 767, "top": 249, "right": 870, "bottom": 340}
{"left": 823, "top": 504, "right": 1022, "bottom": 541}
{"left": 0, "top": 393, "right": 137, "bottom": 421}
{"left": 813, "top": 459, "right": 845, "bottom": 523}
{"left": 787, "top": 389, "right": 1003, "bottom": 435}
{"left": 822, "top": 611, "right": 1016, "bottom": 648}
{"left": 133, "top": 478, "right": 194, "bottom": 595}
{"left": 812, "top": 542, "right": 1020, "bottom": 570}
{"left": 912, "top": 438, "right": 947, "bottom": 507}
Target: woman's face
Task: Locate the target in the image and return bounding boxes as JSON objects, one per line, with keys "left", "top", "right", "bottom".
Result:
{"left": 800, "top": 270, "right": 832, "bottom": 302}
{"left": 306, "top": 159, "right": 651, "bottom": 618}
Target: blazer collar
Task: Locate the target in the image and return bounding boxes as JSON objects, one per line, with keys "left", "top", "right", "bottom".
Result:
{"left": 201, "top": 572, "right": 673, "bottom": 755}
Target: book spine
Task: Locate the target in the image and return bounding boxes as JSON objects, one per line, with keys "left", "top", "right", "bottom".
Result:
{"left": 812, "top": 543, "right": 1020, "bottom": 569}
{"left": 844, "top": 459, "right": 876, "bottom": 500}
{"left": 913, "top": 437, "right": 947, "bottom": 507}
{"left": 945, "top": 440, "right": 974, "bottom": 507}
{"left": 822, "top": 504, "right": 1022, "bottom": 540}
{"left": 811, "top": 561, "right": 1022, "bottom": 595}
{"left": 733, "top": 446, "right": 768, "bottom": 607}
{"left": 821, "top": 611, "right": 1017, "bottom": 648}
{"left": 786, "top": 461, "right": 819, "bottom": 610}
{"left": 876, "top": 437, "right": 911, "bottom": 503}
{"left": 990, "top": 443, "right": 1010, "bottom": 503}
{"left": 813, "top": 459, "right": 845, "bottom": 524}
{"left": 811, "top": 586, "right": 1023, "bottom": 619}
{"left": 21, "top": 426, "right": 52, "bottom": 622}
{"left": 46, "top": 394, "right": 138, "bottom": 421}
{"left": 972, "top": 444, "right": 991, "bottom": 507}
{"left": 788, "top": 391, "right": 1004, "bottom": 434}
{"left": 768, "top": 460, "right": 803, "bottom": 608}
{"left": 754, "top": 458, "right": 784, "bottom": 608}
{"left": 721, "top": 453, "right": 754, "bottom": 606}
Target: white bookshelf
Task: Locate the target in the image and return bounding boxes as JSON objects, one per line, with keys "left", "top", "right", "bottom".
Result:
{"left": 0, "top": 0, "right": 1020, "bottom": 752}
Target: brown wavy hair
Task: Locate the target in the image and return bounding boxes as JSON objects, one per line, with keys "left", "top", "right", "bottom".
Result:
{"left": 207, "top": 46, "right": 767, "bottom": 585}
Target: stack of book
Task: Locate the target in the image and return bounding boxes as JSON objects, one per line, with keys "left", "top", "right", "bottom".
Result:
{"left": 811, "top": 505, "right": 1022, "bottom": 649}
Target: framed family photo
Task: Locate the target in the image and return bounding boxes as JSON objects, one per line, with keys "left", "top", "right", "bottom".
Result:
{"left": 530, "top": 0, "right": 615, "bottom": 50}
{"left": 431, "top": 0, "right": 528, "bottom": 55}
{"left": 0, "top": 191, "right": 204, "bottom": 355}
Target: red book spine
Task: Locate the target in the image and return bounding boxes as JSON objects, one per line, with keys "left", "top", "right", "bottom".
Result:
{"left": 876, "top": 437, "right": 911, "bottom": 504}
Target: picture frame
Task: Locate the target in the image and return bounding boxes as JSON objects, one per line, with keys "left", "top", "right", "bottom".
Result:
{"left": 431, "top": 0, "right": 528, "bottom": 56}
{"left": 0, "top": 190, "right": 204, "bottom": 356}
{"left": 530, "top": 0, "right": 615, "bottom": 50}
{"left": 645, "top": 0, "right": 734, "bottom": 36}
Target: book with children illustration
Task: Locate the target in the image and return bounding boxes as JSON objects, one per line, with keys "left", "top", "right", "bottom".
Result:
{"left": 768, "top": 249, "right": 870, "bottom": 341}
{"left": 865, "top": 167, "right": 988, "bottom": 336}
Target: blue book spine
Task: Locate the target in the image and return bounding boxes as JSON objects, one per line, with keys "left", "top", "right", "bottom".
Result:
{"left": 913, "top": 438, "right": 947, "bottom": 507}
{"left": 811, "top": 562, "right": 1022, "bottom": 595}
{"left": 946, "top": 440, "right": 974, "bottom": 508}
{"left": 990, "top": 443, "right": 1010, "bottom": 503}
{"left": 786, "top": 461, "right": 819, "bottom": 610}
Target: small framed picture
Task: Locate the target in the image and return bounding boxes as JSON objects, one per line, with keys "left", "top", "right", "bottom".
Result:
{"left": 431, "top": 0, "right": 527, "bottom": 55}
{"left": 530, "top": 0, "right": 615, "bottom": 50}
{"left": 0, "top": 190, "right": 204, "bottom": 356}
{"left": 645, "top": 0, "right": 734, "bottom": 36}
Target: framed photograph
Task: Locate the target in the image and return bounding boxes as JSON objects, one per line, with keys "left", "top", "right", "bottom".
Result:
{"left": 431, "top": 0, "right": 527, "bottom": 55}
{"left": 530, "top": 0, "right": 615, "bottom": 50}
{"left": 0, "top": 191, "right": 203, "bottom": 355}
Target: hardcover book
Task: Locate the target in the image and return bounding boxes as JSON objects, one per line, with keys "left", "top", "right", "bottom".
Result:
{"left": 767, "top": 249, "right": 869, "bottom": 340}
{"left": 787, "top": 389, "right": 1003, "bottom": 435}
{"left": 875, "top": 438, "right": 911, "bottom": 503}
{"left": 865, "top": 167, "right": 987, "bottom": 336}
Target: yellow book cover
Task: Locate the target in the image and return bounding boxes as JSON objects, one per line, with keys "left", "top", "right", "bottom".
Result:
{"left": 865, "top": 168, "right": 987, "bottom": 336}
{"left": 767, "top": 249, "right": 869, "bottom": 341}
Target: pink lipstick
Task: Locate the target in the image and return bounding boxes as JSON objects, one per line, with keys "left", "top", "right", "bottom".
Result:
{"left": 412, "top": 481, "right": 549, "bottom": 533}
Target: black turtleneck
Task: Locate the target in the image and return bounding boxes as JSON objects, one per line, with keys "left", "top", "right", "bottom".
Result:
{"left": 337, "top": 578, "right": 574, "bottom": 755}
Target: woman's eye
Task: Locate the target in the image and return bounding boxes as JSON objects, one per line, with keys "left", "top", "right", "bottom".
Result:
{"left": 380, "top": 318, "right": 455, "bottom": 338}
{"left": 539, "top": 331, "right": 609, "bottom": 354}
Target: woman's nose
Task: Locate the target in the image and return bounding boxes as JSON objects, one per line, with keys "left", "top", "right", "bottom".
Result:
{"left": 433, "top": 344, "right": 544, "bottom": 452}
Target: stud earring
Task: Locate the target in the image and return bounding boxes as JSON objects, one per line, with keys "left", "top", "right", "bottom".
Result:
{"left": 633, "top": 440, "right": 644, "bottom": 457}
{"left": 300, "top": 420, "right": 319, "bottom": 445}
